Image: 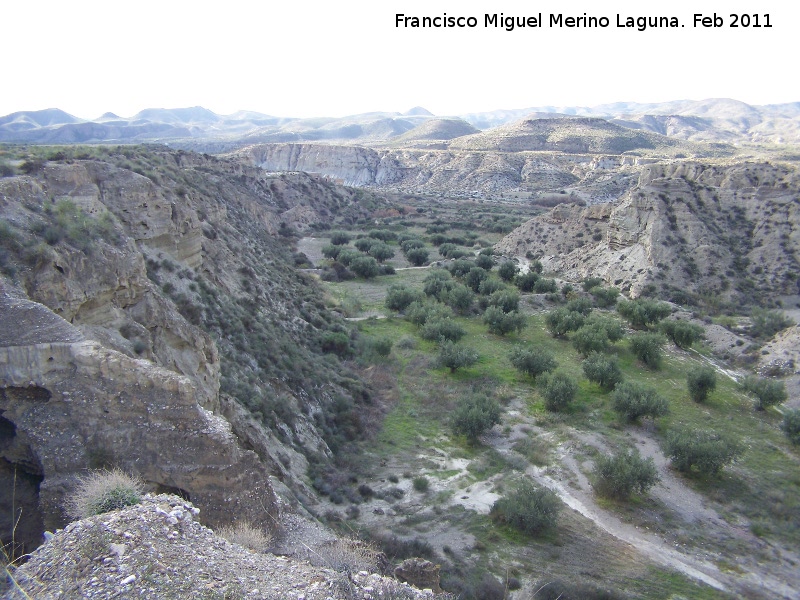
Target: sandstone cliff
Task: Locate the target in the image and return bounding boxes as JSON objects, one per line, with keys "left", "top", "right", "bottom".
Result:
{"left": 0, "top": 290, "right": 278, "bottom": 556}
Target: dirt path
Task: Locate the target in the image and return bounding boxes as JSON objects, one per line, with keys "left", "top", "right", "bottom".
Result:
{"left": 508, "top": 426, "right": 800, "bottom": 599}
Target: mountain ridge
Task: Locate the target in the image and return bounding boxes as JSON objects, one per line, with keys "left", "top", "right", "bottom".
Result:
{"left": 2, "top": 98, "right": 799, "bottom": 147}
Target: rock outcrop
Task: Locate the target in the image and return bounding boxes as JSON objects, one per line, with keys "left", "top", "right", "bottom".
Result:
{"left": 241, "top": 143, "right": 651, "bottom": 201}
{"left": 0, "top": 291, "right": 278, "bottom": 555}
{"left": 0, "top": 148, "right": 382, "bottom": 556}
{"left": 5, "top": 494, "right": 443, "bottom": 600}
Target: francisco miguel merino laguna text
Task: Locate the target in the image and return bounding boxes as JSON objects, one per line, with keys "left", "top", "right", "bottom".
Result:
{"left": 395, "top": 13, "right": 685, "bottom": 32}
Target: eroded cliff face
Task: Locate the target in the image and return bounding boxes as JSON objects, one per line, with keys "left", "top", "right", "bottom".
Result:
{"left": 242, "top": 143, "right": 649, "bottom": 202}
{"left": 497, "top": 160, "right": 800, "bottom": 306}
{"left": 0, "top": 148, "right": 381, "bottom": 554}
{"left": 0, "top": 290, "right": 278, "bottom": 555}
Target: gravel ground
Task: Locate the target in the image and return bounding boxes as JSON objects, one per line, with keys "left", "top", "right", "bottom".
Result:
{"left": 4, "top": 495, "right": 444, "bottom": 600}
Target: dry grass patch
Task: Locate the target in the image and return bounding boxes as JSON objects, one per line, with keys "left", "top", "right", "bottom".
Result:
{"left": 66, "top": 468, "right": 144, "bottom": 520}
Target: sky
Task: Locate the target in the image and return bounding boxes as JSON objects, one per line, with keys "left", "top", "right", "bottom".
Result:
{"left": 2, "top": 0, "right": 797, "bottom": 120}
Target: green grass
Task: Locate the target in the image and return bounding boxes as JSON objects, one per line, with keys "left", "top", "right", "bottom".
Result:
{"left": 336, "top": 255, "right": 798, "bottom": 597}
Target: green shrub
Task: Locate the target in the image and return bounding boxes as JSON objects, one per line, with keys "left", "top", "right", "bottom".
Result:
{"left": 385, "top": 285, "right": 423, "bottom": 312}
{"left": 367, "top": 241, "right": 395, "bottom": 262}
{"left": 329, "top": 231, "right": 351, "bottom": 245}
{"left": 660, "top": 320, "right": 705, "bottom": 349}
{"left": 617, "top": 299, "right": 672, "bottom": 329}
{"left": 335, "top": 248, "right": 362, "bottom": 267}
{"left": 354, "top": 237, "right": 377, "bottom": 252}
{"left": 611, "top": 381, "right": 668, "bottom": 422}
{"left": 498, "top": 261, "right": 518, "bottom": 281}
{"left": 664, "top": 428, "right": 743, "bottom": 475}
{"left": 545, "top": 307, "right": 585, "bottom": 338}
{"left": 477, "top": 278, "right": 505, "bottom": 296}
{"left": 483, "top": 307, "right": 526, "bottom": 336}
{"left": 439, "top": 340, "right": 479, "bottom": 373}
{"left": 465, "top": 267, "right": 489, "bottom": 292}
{"left": 564, "top": 297, "right": 593, "bottom": 315}
{"left": 443, "top": 284, "right": 474, "bottom": 314}
{"left": 514, "top": 272, "right": 539, "bottom": 292}
{"left": 67, "top": 469, "right": 144, "bottom": 519}
{"left": 750, "top": 308, "right": 794, "bottom": 340}
{"left": 370, "top": 337, "right": 393, "bottom": 357}
{"left": 687, "top": 366, "right": 717, "bottom": 403}
{"left": 475, "top": 254, "right": 494, "bottom": 270}
{"left": 405, "top": 247, "right": 429, "bottom": 266}
{"left": 582, "top": 353, "right": 623, "bottom": 391}
{"left": 486, "top": 289, "right": 520, "bottom": 313}
{"left": 491, "top": 479, "right": 561, "bottom": 535}
{"left": 423, "top": 270, "right": 454, "bottom": 299}
{"left": 448, "top": 259, "right": 475, "bottom": 277}
{"left": 321, "top": 331, "right": 351, "bottom": 356}
{"left": 509, "top": 346, "right": 557, "bottom": 379}
{"left": 629, "top": 332, "right": 666, "bottom": 369}
{"left": 571, "top": 324, "right": 610, "bottom": 356}
{"left": 412, "top": 476, "right": 430, "bottom": 492}
{"left": 589, "top": 286, "right": 620, "bottom": 308}
{"left": 583, "top": 313, "right": 625, "bottom": 342}
{"left": 451, "top": 393, "right": 501, "bottom": 441}
{"left": 540, "top": 372, "right": 577, "bottom": 412}
{"left": 400, "top": 238, "right": 425, "bottom": 252}
{"left": 438, "top": 242, "right": 467, "bottom": 259}
{"left": 350, "top": 256, "right": 380, "bottom": 279}
{"left": 593, "top": 448, "right": 659, "bottom": 500}
{"left": 741, "top": 376, "right": 788, "bottom": 411}
{"left": 533, "top": 278, "right": 558, "bottom": 294}
{"left": 582, "top": 277, "right": 604, "bottom": 292}
{"left": 420, "top": 317, "right": 466, "bottom": 342}
{"left": 781, "top": 409, "right": 800, "bottom": 445}
{"left": 405, "top": 300, "right": 452, "bottom": 326}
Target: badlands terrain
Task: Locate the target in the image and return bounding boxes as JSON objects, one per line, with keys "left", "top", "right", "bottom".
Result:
{"left": 0, "top": 98, "right": 798, "bottom": 599}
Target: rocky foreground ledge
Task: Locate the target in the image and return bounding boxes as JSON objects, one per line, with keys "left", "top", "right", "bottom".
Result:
{"left": 4, "top": 494, "right": 444, "bottom": 600}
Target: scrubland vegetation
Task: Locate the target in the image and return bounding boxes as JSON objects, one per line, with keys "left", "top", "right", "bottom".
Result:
{"left": 303, "top": 199, "right": 798, "bottom": 599}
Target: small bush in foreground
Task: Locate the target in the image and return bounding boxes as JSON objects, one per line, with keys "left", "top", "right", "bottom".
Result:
{"left": 664, "top": 428, "right": 743, "bottom": 475}
{"left": 217, "top": 521, "right": 272, "bottom": 552}
{"left": 593, "top": 448, "right": 659, "bottom": 500}
{"left": 491, "top": 479, "right": 560, "bottom": 535}
{"left": 67, "top": 469, "right": 144, "bottom": 519}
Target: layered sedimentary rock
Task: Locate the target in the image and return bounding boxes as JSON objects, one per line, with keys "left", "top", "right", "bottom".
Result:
{"left": 0, "top": 290, "right": 278, "bottom": 555}
{"left": 497, "top": 160, "right": 800, "bottom": 305}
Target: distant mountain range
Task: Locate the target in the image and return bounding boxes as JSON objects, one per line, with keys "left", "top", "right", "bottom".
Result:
{"left": 1, "top": 99, "right": 799, "bottom": 148}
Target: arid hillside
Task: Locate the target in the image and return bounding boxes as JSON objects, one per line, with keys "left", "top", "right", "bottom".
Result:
{"left": 495, "top": 160, "right": 800, "bottom": 310}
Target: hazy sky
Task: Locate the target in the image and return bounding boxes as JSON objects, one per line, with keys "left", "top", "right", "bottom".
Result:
{"left": 2, "top": 0, "right": 796, "bottom": 119}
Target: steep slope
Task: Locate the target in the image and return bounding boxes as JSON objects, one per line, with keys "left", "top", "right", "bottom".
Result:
{"left": 0, "top": 146, "right": 389, "bottom": 554}
{"left": 496, "top": 159, "right": 800, "bottom": 307}
{"left": 242, "top": 142, "right": 659, "bottom": 200}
